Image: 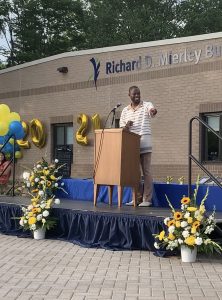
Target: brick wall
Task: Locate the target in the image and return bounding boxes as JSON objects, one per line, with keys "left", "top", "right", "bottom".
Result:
{"left": 0, "top": 34, "right": 222, "bottom": 182}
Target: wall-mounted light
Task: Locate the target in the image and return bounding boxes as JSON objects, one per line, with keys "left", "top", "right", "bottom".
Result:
{"left": 57, "top": 66, "right": 68, "bottom": 73}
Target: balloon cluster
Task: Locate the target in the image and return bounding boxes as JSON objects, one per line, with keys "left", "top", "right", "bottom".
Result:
{"left": 0, "top": 104, "right": 25, "bottom": 159}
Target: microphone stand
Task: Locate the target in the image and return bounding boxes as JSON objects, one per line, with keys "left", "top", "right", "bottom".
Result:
{"left": 111, "top": 109, "right": 116, "bottom": 128}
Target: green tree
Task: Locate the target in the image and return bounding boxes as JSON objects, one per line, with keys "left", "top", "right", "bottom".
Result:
{"left": 2, "top": 0, "right": 222, "bottom": 67}
{"left": 14, "top": 0, "right": 85, "bottom": 64}
{"left": 0, "top": 0, "right": 85, "bottom": 66}
{"left": 0, "top": 0, "right": 17, "bottom": 66}
{"left": 176, "top": 0, "right": 222, "bottom": 37}
{"left": 81, "top": 0, "right": 178, "bottom": 49}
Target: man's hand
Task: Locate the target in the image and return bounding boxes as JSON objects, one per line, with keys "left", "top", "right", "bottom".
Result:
{"left": 150, "top": 108, "right": 157, "bottom": 117}
{"left": 125, "top": 120, "right": 133, "bottom": 130}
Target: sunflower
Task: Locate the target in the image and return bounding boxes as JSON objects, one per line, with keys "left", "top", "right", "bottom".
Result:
{"left": 31, "top": 197, "right": 39, "bottom": 202}
{"left": 187, "top": 217, "right": 193, "bottom": 224}
{"left": 181, "top": 197, "right": 191, "bottom": 205}
{"left": 43, "top": 170, "right": 50, "bottom": 176}
{"left": 168, "top": 233, "right": 175, "bottom": 241}
{"left": 175, "top": 221, "right": 181, "bottom": 228}
{"left": 185, "top": 235, "right": 195, "bottom": 246}
{"left": 29, "top": 175, "right": 34, "bottom": 182}
{"left": 187, "top": 207, "right": 197, "bottom": 212}
{"left": 174, "top": 212, "right": 183, "bottom": 220}
{"left": 28, "top": 217, "right": 37, "bottom": 225}
{"left": 167, "top": 219, "right": 175, "bottom": 227}
{"left": 193, "top": 220, "right": 200, "bottom": 228}
{"left": 191, "top": 227, "right": 197, "bottom": 234}
{"left": 158, "top": 230, "right": 165, "bottom": 241}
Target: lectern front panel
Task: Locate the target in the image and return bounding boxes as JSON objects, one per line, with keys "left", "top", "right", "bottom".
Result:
{"left": 94, "top": 129, "right": 122, "bottom": 185}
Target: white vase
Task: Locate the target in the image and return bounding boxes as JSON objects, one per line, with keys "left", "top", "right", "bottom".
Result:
{"left": 33, "top": 228, "right": 46, "bottom": 240}
{"left": 181, "top": 245, "right": 197, "bottom": 263}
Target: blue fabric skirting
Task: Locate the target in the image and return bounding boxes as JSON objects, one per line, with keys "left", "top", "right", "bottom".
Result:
{"left": 0, "top": 203, "right": 24, "bottom": 236}
{"left": 0, "top": 203, "right": 164, "bottom": 251}
{"left": 49, "top": 208, "right": 165, "bottom": 250}
{"left": 57, "top": 179, "right": 222, "bottom": 212}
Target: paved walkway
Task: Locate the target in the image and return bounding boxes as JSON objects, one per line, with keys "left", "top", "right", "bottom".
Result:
{"left": 0, "top": 234, "right": 221, "bottom": 300}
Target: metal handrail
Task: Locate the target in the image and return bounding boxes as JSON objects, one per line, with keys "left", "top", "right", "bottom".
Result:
{"left": 0, "top": 135, "right": 16, "bottom": 196}
{"left": 188, "top": 116, "right": 222, "bottom": 198}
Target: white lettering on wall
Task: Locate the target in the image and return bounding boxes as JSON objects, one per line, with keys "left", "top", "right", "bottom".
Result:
{"left": 104, "top": 43, "right": 222, "bottom": 76}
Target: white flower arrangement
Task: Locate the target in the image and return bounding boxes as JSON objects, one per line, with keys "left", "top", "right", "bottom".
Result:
{"left": 154, "top": 177, "right": 222, "bottom": 254}
{"left": 20, "top": 158, "right": 66, "bottom": 232}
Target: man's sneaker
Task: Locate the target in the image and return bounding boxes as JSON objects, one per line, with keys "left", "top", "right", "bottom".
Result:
{"left": 138, "top": 201, "right": 152, "bottom": 207}
{"left": 125, "top": 200, "right": 135, "bottom": 206}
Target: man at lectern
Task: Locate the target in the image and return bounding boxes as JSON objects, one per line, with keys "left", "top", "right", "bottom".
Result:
{"left": 120, "top": 86, "right": 157, "bottom": 207}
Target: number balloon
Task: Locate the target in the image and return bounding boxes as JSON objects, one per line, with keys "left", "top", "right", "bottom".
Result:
{"left": 91, "top": 114, "right": 101, "bottom": 130}
{"left": 30, "top": 119, "right": 46, "bottom": 148}
{"left": 76, "top": 114, "right": 89, "bottom": 145}
{"left": 17, "top": 121, "right": 31, "bottom": 149}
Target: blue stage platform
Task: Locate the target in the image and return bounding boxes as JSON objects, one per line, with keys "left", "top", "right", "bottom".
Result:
{"left": 0, "top": 181, "right": 222, "bottom": 251}
{"left": 57, "top": 178, "right": 222, "bottom": 212}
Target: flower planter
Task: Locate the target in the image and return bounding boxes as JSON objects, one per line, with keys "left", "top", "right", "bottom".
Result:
{"left": 181, "top": 245, "right": 197, "bottom": 263}
{"left": 33, "top": 228, "right": 46, "bottom": 240}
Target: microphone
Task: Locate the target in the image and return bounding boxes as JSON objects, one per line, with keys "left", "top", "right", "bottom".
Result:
{"left": 111, "top": 103, "right": 121, "bottom": 112}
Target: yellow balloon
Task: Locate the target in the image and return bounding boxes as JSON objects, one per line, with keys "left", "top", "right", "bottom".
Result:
{"left": 15, "top": 151, "right": 22, "bottom": 159}
{"left": 0, "top": 121, "right": 9, "bottom": 136}
{"left": 76, "top": 114, "right": 89, "bottom": 145}
{"left": 8, "top": 112, "right": 21, "bottom": 122}
{"left": 0, "top": 104, "right": 10, "bottom": 117}
{"left": 17, "top": 121, "right": 31, "bottom": 149}
{"left": 9, "top": 138, "right": 15, "bottom": 144}
{"left": 91, "top": 114, "right": 101, "bottom": 130}
{"left": 30, "top": 119, "right": 46, "bottom": 148}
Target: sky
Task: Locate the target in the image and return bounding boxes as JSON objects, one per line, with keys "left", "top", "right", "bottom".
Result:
{"left": 0, "top": 34, "right": 8, "bottom": 63}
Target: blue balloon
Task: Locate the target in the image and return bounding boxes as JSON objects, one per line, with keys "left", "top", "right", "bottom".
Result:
{"left": 3, "top": 134, "right": 10, "bottom": 143}
{"left": 8, "top": 121, "right": 25, "bottom": 140}
{"left": 2, "top": 142, "right": 13, "bottom": 154}
{"left": 0, "top": 135, "right": 11, "bottom": 145}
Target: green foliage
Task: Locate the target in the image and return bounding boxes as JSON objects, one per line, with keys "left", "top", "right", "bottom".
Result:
{"left": 81, "top": 0, "right": 178, "bottom": 49}
{"left": 0, "top": 0, "right": 85, "bottom": 65}
{"left": 177, "top": 0, "right": 222, "bottom": 37}
{"left": 1, "top": 0, "right": 222, "bottom": 66}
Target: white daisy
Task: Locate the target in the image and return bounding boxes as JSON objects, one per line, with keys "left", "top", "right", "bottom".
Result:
{"left": 43, "top": 210, "right": 49, "bottom": 217}
{"left": 54, "top": 198, "right": 60, "bottom": 205}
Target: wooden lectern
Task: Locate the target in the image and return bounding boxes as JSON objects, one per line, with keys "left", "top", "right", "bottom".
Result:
{"left": 94, "top": 128, "right": 140, "bottom": 207}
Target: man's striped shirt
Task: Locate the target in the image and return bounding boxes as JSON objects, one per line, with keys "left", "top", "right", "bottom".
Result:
{"left": 120, "top": 101, "right": 154, "bottom": 153}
